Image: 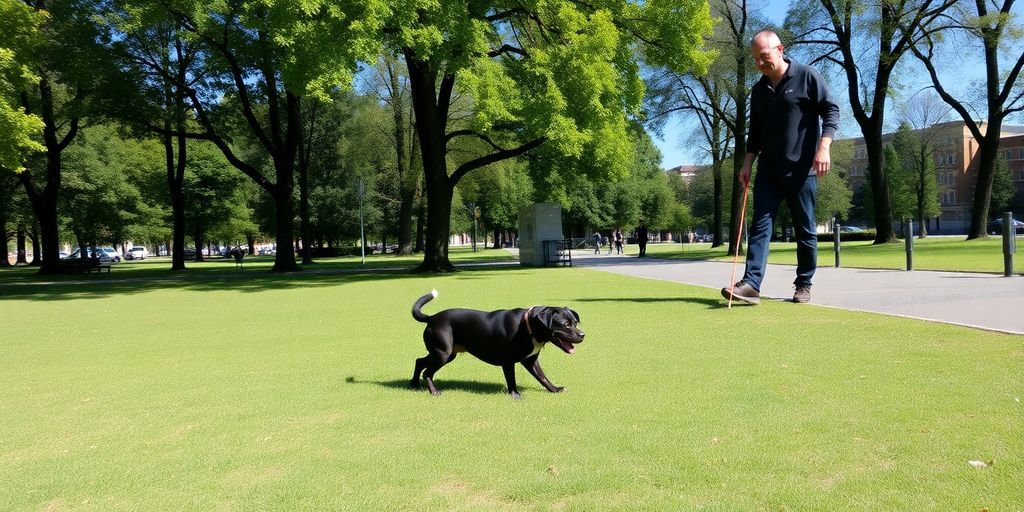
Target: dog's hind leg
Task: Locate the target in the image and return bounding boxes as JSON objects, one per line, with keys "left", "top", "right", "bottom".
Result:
{"left": 502, "top": 363, "right": 522, "bottom": 399}
{"left": 411, "top": 356, "right": 429, "bottom": 390}
{"left": 522, "top": 355, "right": 565, "bottom": 393}
{"left": 422, "top": 351, "right": 451, "bottom": 396}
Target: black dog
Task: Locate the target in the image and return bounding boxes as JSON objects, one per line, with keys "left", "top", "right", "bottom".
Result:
{"left": 410, "top": 290, "right": 584, "bottom": 398}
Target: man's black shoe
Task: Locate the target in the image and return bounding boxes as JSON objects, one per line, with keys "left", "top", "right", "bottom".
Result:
{"left": 721, "top": 281, "right": 760, "bottom": 305}
{"left": 793, "top": 284, "right": 811, "bottom": 303}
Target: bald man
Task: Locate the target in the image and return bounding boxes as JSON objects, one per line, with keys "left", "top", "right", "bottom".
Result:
{"left": 722, "top": 31, "right": 839, "bottom": 305}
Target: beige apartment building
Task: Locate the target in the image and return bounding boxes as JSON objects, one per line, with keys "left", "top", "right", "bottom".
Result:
{"left": 847, "top": 121, "right": 1024, "bottom": 234}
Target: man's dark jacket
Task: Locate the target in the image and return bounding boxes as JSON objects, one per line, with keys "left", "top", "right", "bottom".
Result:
{"left": 747, "top": 57, "right": 840, "bottom": 176}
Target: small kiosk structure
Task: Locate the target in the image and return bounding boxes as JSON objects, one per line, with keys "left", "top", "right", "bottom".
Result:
{"left": 518, "top": 203, "right": 571, "bottom": 267}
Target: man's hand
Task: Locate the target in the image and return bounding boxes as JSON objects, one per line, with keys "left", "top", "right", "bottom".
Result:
{"left": 740, "top": 153, "right": 756, "bottom": 187}
{"left": 740, "top": 165, "right": 752, "bottom": 187}
{"left": 814, "top": 137, "right": 832, "bottom": 177}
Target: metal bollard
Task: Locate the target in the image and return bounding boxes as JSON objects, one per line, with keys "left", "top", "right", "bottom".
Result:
{"left": 904, "top": 219, "right": 913, "bottom": 271}
{"left": 834, "top": 220, "right": 841, "bottom": 268}
{"left": 1003, "top": 211, "right": 1016, "bottom": 277}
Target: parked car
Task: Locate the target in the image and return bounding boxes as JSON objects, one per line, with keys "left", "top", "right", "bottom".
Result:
{"left": 125, "top": 247, "right": 148, "bottom": 260}
{"left": 839, "top": 225, "right": 865, "bottom": 233}
{"left": 987, "top": 217, "right": 1024, "bottom": 235}
{"left": 66, "top": 247, "right": 121, "bottom": 263}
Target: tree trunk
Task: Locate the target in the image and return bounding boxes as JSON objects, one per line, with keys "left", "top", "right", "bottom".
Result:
{"left": 387, "top": 63, "right": 416, "bottom": 256}
{"left": 405, "top": 52, "right": 456, "bottom": 272}
{"left": 414, "top": 198, "right": 425, "bottom": 253}
{"left": 0, "top": 209, "right": 8, "bottom": 268}
{"left": 165, "top": 127, "right": 187, "bottom": 271}
{"left": 18, "top": 76, "right": 74, "bottom": 275}
{"left": 271, "top": 186, "right": 299, "bottom": 271}
{"left": 863, "top": 128, "right": 897, "bottom": 242}
{"left": 728, "top": 46, "right": 748, "bottom": 256}
{"left": 28, "top": 227, "right": 40, "bottom": 266}
{"left": 194, "top": 222, "right": 205, "bottom": 262}
{"left": 712, "top": 159, "right": 724, "bottom": 247}
{"left": 967, "top": 130, "right": 1002, "bottom": 239}
{"left": 16, "top": 229, "right": 27, "bottom": 264}
{"left": 297, "top": 101, "right": 315, "bottom": 265}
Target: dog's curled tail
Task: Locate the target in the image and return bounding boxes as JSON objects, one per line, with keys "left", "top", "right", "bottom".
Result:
{"left": 412, "top": 289, "right": 438, "bottom": 323}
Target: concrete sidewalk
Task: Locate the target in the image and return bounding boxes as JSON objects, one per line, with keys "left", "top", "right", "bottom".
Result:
{"left": 566, "top": 252, "right": 1024, "bottom": 335}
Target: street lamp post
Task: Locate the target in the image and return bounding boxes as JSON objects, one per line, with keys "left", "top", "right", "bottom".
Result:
{"left": 358, "top": 179, "right": 365, "bottom": 265}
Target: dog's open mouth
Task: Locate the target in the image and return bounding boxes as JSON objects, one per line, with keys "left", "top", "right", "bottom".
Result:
{"left": 551, "top": 337, "right": 577, "bottom": 354}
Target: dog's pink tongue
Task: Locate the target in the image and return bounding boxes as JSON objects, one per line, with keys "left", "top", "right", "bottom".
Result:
{"left": 567, "top": 346, "right": 576, "bottom": 354}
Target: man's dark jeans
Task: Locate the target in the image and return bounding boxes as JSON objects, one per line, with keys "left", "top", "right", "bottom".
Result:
{"left": 742, "top": 172, "right": 817, "bottom": 291}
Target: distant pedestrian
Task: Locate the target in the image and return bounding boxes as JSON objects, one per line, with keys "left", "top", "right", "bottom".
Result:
{"left": 636, "top": 221, "right": 649, "bottom": 257}
{"left": 614, "top": 229, "right": 624, "bottom": 254}
{"left": 593, "top": 231, "right": 602, "bottom": 254}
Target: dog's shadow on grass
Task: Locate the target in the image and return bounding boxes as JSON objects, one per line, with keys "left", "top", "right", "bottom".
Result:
{"left": 577, "top": 296, "right": 727, "bottom": 309}
{"left": 347, "top": 376, "right": 508, "bottom": 395}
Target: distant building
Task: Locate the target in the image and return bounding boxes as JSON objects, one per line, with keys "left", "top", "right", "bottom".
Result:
{"left": 846, "top": 121, "right": 1024, "bottom": 234}
{"left": 665, "top": 164, "right": 703, "bottom": 184}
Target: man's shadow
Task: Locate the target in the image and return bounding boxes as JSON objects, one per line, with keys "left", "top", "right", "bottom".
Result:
{"left": 576, "top": 296, "right": 728, "bottom": 309}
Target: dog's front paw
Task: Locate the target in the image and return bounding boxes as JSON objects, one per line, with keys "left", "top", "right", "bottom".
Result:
{"left": 510, "top": 391, "right": 523, "bottom": 400}
{"left": 550, "top": 386, "right": 565, "bottom": 393}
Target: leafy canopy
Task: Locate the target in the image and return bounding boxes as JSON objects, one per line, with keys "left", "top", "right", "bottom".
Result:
{"left": 0, "top": 1, "right": 45, "bottom": 171}
{"left": 385, "top": 0, "right": 714, "bottom": 179}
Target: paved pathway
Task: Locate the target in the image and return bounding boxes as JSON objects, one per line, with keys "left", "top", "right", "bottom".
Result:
{"left": 564, "top": 251, "right": 1024, "bottom": 336}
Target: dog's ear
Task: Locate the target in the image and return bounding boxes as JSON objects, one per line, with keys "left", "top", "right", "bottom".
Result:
{"left": 566, "top": 307, "right": 580, "bottom": 323}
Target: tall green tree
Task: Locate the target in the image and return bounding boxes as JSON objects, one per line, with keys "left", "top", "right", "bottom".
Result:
{"left": 889, "top": 121, "right": 939, "bottom": 236}
{"left": 182, "top": 140, "right": 251, "bottom": 261}
{"left": 907, "top": 0, "right": 1024, "bottom": 238}
{"left": 991, "top": 155, "right": 1014, "bottom": 216}
{"left": 787, "top": 0, "right": 957, "bottom": 243}
{"left": 384, "top": 0, "right": 714, "bottom": 271}
{"left": 887, "top": 125, "right": 917, "bottom": 222}
{"left": 126, "top": 0, "right": 386, "bottom": 271}
{"left": 817, "top": 137, "right": 853, "bottom": 225}
{"left": 60, "top": 123, "right": 167, "bottom": 254}
{"left": 896, "top": 92, "right": 946, "bottom": 237}
{"left": 11, "top": 0, "right": 114, "bottom": 273}
{"left": 109, "top": 7, "right": 207, "bottom": 270}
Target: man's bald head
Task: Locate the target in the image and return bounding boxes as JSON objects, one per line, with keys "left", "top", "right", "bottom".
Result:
{"left": 751, "top": 31, "right": 782, "bottom": 49}
{"left": 750, "top": 30, "right": 787, "bottom": 80}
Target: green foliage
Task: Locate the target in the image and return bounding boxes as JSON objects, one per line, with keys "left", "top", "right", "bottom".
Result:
{"left": 883, "top": 142, "right": 914, "bottom": 220}
{"left": 182, "top": 140, "right": 252, "bottom": 246}
{"left": 60, "top": 124, "right": 168, "bottom": 247}
{"left": 819, "top": 138, "right": 853, "bottom": 224}
{"left": 386, "top": 0, "right": 713, "bottom": 180}
{"left": 879, "top": 123, "right": 941, "bottom": 228}
{"left": 0, "top": 3, "right": 45, "bottom": 170}
{"left": 817, "top": 169, "right": 853, "bottom": 225}
{"left": 459, "top": 159, "right": 534, "bottom": 232}
{"left": 991, "top": 154, "right": 1014, "bottom": 216}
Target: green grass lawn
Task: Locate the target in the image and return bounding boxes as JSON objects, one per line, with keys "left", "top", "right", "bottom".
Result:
{"left": 1, "top": 255, "right": 1021, "bottom": 510}
{"left": 645, "top": 235, "right": 1024, "bottom": 273}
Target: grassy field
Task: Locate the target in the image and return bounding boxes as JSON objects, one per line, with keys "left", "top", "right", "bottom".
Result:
{"left": 1, "top": 249, "right": 1021, "bottom": 511}
{"left": 644, "top": 235, "right": 1024, "bottom": 273}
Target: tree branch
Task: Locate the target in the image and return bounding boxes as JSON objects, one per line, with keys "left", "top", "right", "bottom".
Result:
{"left": 450, "top": 137, "right": 547, "bottom": 185}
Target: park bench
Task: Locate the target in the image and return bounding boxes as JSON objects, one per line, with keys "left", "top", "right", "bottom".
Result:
{"left": 58, "top": 257, "right": 112, "bottom": 274}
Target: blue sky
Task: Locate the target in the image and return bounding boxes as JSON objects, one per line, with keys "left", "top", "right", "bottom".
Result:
{"left": 650, "top": 0, "right": 1008, "bottom": 169}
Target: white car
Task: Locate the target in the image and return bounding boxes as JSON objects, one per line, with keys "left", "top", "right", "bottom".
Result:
{"left": 126, "top": 247, "right": 148, "bottom": 260}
